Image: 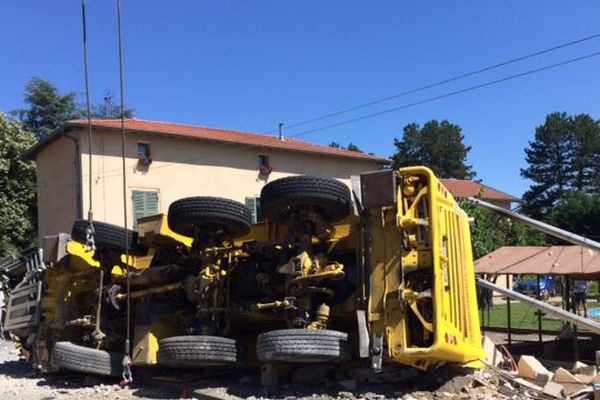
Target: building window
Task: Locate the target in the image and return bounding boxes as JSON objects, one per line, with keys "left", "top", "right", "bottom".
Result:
{"left": 245, "top": 196, "right": 262, "bottom": 224}
{"left": 137, "top": 142, "right": 152, "bottom": 165}
{"left": 258, "top": 155, "right": 272, "bottom": 174}
{"left": 132, "top": 190, "right": 159, "bottom": 229}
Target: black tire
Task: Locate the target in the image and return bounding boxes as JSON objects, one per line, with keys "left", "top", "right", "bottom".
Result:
{"left": 167, "top": 197, "right": 252, "bottom": 239}
{"left": 260, "top": 176, "right": 351, "bottom": 223}
{"left": 71, "top": 220, "right": 147, "bottom": 256}
{"left": 51, "top": 341, "right": 122, "bottom": 377}
{"left": 256, "top": 329, "right": 352, "bottom": 363}
{"left": 157, "top": 335, "right": 242, "bottom": 367}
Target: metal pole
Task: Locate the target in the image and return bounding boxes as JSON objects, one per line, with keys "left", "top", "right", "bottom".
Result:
{"left": 537, "top": 275, "right": 543, "bottom": 351}
{"left": 468, "top": 197, "right": 600, "bottom": 252}
{"left": 481, "top": 303, "right": 485, "bottom": 332}
{"left": 570, "top": 277, "right": 579, "bottom": 362}
{"left": 506, "top": 277, "right": 512, "bottom": 346}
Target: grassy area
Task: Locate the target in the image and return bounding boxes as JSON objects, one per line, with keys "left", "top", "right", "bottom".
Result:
{"left": 481, "top": 300, "right": 600, "bottom": 331}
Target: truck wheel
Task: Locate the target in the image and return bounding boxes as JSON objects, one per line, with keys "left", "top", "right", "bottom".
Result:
{"left": 167, "top": 197, "right": 252, "bottom": 239}
{"left": 71, "top": 220, "right": 147, "bottom": 256}
{"left": 256, "top": 329, "right": 352, "bottom": 363}
{"left": 50, "top": 341, "right": 122, "bottom": 377}
{"left": 157, "top": 335, "right": 242, "bottom": 367}
{"left": 260, "top": 176, "right": 351, "bottom": 223}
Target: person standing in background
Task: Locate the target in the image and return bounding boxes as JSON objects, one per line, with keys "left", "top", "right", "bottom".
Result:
{"left": 573, "top": 279, "right": 589, "bottom": 318}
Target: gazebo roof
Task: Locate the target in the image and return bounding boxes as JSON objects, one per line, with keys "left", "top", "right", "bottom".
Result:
{"left": 475, "top": 245, "right": 600, "bottom": 278}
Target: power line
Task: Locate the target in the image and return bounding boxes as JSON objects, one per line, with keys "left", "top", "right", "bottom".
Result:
{"left": 71, "top": 49, "right": 600, "bottom": 182}
{"left": 279, "top": 32, "right": 600, "bottom": 131}
{"left": 285, "top": 50, "right": 600, "bottom": 140}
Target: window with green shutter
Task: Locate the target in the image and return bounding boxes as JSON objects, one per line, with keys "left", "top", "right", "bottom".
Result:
{"left": 132, "top": 190, "right": 159, "bottom": 229}
{"left": 245, "top": 196, "right": 262, "bottom": 224}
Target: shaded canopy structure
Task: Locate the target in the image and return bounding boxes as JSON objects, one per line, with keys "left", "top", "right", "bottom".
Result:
{"left": 475, "top": 246, "right": 600, "bottom": 279}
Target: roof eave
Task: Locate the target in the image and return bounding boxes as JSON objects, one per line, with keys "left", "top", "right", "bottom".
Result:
{"left": 65, "top": 122, "right": 391, "bottom": 164}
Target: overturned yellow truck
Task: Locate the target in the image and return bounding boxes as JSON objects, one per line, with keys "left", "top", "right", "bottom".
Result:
{"left": 1, "top": 167, "right": 484, "bottom": 377}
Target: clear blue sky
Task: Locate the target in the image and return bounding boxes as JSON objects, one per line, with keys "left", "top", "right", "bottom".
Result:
{"left": 1, "top": 1, "right": 599, "bottom": 197}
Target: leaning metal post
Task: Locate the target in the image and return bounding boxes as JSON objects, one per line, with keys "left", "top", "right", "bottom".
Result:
{"left": 536, "top": 275, "right": 543, "bottom": 352}
{"left": 506, "top": 277, "right": 512, "bottom": 346}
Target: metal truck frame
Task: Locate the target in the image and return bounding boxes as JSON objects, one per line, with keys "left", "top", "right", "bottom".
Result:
{"left": 1, "top": 166, "right": 485, "bottom": 377}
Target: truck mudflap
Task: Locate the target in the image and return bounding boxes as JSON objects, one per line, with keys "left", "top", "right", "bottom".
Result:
{"left": 362, "top": 167, "right": 485, "bottom": 371}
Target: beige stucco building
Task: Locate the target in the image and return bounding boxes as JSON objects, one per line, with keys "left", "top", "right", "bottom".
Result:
{"left": 26, "top": 119, "right": 388, "bottom": 240}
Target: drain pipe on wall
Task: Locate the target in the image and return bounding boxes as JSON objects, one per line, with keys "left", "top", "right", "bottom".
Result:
{"left": 65, "top": 133, "right": 83, "bottom": 220}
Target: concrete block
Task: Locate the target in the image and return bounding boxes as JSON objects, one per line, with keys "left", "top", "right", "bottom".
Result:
{"left": 543, "top": 381, "right": 565, "bottom": 398}
{"left": 575, "top": 374, "right": 594, "bottom": 384}
{"left": 482, "top": 335, "right": 503, "bottom": 367}
{"left": 518, "top": 355, "right": 553, "bottom": 385}
{"left": 514, "top": 377, "right": 542, "bottom": 391}
{"left": 572, "top": 361, "right": 589, "bottom": 371}
{"left": 553, "top": 367, "right": 582, "bottom": 383}
{"left": 577, "top": 366, "right": 597, "bottom": 376}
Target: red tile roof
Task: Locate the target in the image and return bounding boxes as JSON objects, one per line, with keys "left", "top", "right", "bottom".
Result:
{"left": 50, "top": 118, "right": 388, "bottom": 163}
{"left": 441, "top": 179, "right": 518, "bottom": 202}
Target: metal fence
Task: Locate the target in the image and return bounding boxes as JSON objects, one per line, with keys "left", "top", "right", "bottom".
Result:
{"left": 478, "top": 276, "right": 600, "bottom": 362}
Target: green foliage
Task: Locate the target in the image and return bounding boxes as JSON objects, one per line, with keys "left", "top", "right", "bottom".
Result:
{"left": 550, "top": 192, "right": 600, "bottom": 240}
{"left": 328, "top": 141, "right": 363, "bottom": 152}
{"left": 392, "top": 120, "right": 475, "bottom": 179}
{"left": 0, "top": 112, "right": 38, "bottom": 257}
{"left": 91, "top": 91, "right": 134, "bottom": 119}
{"left": 14, "top": 77, "right": 80, "bottom": 140}
{"left": 346, "top": 142, "right": 361, "bottom": 152}
{"left": 14, "top": 79, "right": 136, "bottom": 141}
{"left": 459, "top": 200, "right": 547, "bottom": 259}
{"left": 521, "top": 112, "right": 600, "bottom": 218}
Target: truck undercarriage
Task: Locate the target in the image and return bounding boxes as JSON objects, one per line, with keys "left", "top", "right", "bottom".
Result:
{"left": 1, "top": 167, "right": 484, "bottom": 377}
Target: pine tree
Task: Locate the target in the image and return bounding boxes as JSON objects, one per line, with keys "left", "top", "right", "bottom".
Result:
{"left": 14, "top": 77, "right": 80, "bottom": 140}
{"left": 521, "top": 112, "right": 600, "bottom": 218}
{"left": 570, "top": 114, "right": 600, "bottom": 193}
{"left": 392, "top": 120, "right": 475, "bottom": 179}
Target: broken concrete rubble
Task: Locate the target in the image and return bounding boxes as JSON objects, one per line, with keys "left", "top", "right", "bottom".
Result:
{"left": 483, "top": 335, "right": 503, "bottom": 367}
{"left": 518, "top": 355, "right": 554, "bottom": 385}
{"left": 543, "top": 380, "right": 566, "bottom": 398}
{"left": 554, "top": 367, "right": 583, "bottom": 384}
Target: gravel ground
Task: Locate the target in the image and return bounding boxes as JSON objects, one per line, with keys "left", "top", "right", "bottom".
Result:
{"left": 0, "top": 340, "right": 503, "bottom": 400}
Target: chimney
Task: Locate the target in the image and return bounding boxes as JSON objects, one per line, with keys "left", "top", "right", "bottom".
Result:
{"left": 278, "top": 123, "right": 285, "bottom": 141}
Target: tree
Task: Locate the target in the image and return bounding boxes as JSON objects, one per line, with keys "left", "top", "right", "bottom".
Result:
{"left": 346, "top": 142, "right": 361, "bottom": 152}
{"left": 329, "top": 141, "right": 363, "bottom": 153}
{"left": 521, "top": 112, "right": 600, "bottom": 218}
{"left": 91, "top": 91, "right": 134, "bottom": 119}
{"left": 550, "top": 192, "right": 600, "bottom": 240}
{"left": 392, "top": 120, "right": 475, "bottom": 179}
{"left": 570, "top": 114, "right": 600, "bottom": 193}
{"left": 459, "top": 199, "right": 547, "bottom": 259}
{"left": 0, "top": 112, "right": 38, "bottom": 257}
{"left": 14, "top": 77, "right": 80, "bottom": 140}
